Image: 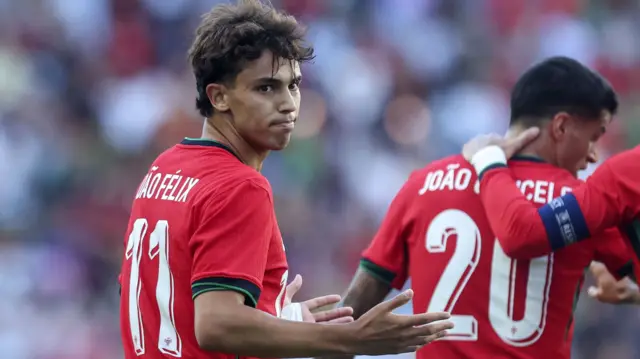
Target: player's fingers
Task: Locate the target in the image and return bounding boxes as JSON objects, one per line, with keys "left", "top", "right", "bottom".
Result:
{"left": 285, "top": 274, "right": 303, "bottom": 299}
{"left": 406, "top": 320, "right": 454, "bottom": 337}
{"left": 303, "top": 294, "right": 341, "bottom": 310}
{"left": 398, "top": 311, "right": 451, "bottom": 327}
{"left": 403, "top": 330, "right": 449, "bottom": 347}
{"left": 503, "top": 127, "right": 540, "bottom": 158}
{"left": 589, "top": 262, "right": 609, "bottom": 278}
{"left": 587, "top": 286, "right": 602, "bottom": 298}
{"left": 313, "top": 307, "right": 354, "bottom": 322}
{"left": 374, "top": 289, "right": 413, "bottom": 313}
{"left": 393, "top": 346, "right": 422, "bottom": 354}
{"left": 326, "top": 316, "right": 355, "bottom": 324}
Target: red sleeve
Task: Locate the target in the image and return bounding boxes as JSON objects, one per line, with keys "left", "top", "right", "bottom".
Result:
{"left": 592, "top": 228, "right": 635, "bottom": 281}
{"left": 361, "top": 179, "right": 412, "bottom": 290}
{"left": 189, "top": 179, "right": 273, "bottom": 307}
{"left": 478, "top": 167, "right": 554, "bottom": 258}
{"left": 479, "top": 148, "right": 640, "bottom": 257}
{"left": 576, "top": 150, "right": 640, "bottom": 232}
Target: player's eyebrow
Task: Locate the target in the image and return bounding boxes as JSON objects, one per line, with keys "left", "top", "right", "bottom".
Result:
{"left": 254, "top": 75, "right": 302, "bottom": 85}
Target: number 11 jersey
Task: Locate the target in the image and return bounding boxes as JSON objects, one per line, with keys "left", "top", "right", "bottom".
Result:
{"left": 119, "top": 138, "right": 288, "bottom": 359}
{"left": 361, "top": 155, "right": 634, "bottom": 359}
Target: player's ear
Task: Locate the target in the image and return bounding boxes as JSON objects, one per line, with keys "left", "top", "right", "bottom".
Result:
{"left": 206, "top": 83, "right": 230, "bottom": 112}
{"left": 550, "top": 112, "right": 570, "bottom": 141}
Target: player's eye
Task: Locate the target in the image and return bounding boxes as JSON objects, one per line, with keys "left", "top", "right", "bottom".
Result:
{"left": 257, "top": 84, "right": 274, "bottom": 92}
{"left": 289, "top": 79, "right": 301, "bottom": 91}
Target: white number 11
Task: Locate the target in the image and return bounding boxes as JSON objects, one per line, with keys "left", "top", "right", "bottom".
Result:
{"left": 126, "top": 218, "right": 182, "bottom": 357}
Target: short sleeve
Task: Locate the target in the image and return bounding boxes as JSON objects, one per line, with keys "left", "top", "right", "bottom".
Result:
{"left": 361, "top": 181, "right": 412, "bottom": 290}
{"left": 592, "top": 228, "right": 634, "bottom": 280}
{"left": 190, "top": 180, "right": 273, "bottom": 307}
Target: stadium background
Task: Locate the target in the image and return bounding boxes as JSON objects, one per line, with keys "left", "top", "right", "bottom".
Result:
{"left": 1, "top": 0, "right": 640, "bottom": 358}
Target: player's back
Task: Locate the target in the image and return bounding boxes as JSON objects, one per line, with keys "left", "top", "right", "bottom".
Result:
{"left": 404, "top": 155, "right": 612, "bottom": 359}
{"left": 119, "top": 139, "right": 286, "bottom": 359}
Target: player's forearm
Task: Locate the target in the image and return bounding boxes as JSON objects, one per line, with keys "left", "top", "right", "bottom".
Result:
{"left": 196, "top": 303, "right": 353, "bottom": 357}
{"left": 479, "top": 168, "right": 552, "bottom": 259}
{"left": 316, "top": 268, "right": 391, "bottom": 359}
{"left": 343, "top": 267, "right": 392, "bottom": 319}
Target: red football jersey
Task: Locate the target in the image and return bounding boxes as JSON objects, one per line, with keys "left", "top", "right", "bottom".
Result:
{"left": 119, "top": 138, "right": 288, "bottom": 359}
{"left": 361, "top": 155, "right": 633, "bottom": 359}
{"left": 478, "top": 146, "right": 640, "bottom": 275}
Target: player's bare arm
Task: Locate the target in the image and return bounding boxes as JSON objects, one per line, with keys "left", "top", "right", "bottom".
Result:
{"left": 187, "top": 180, "right": 452, "bottom": 358}
{"left": 314, "top": 268, "right": 393, "bottom": 359}
{"left": 194, "top": 289, "right": 453, "bottom": 357}
{"left": 340, "top": 268, "right": 393, "bottom": 320}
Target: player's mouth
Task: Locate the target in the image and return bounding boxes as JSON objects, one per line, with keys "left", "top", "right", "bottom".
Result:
{"left": 270, "top": 119, "right": 295, "bottom": 131}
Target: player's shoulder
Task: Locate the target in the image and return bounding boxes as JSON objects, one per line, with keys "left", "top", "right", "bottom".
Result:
{"left": 409, "top": 154, "right": 471, "bottom": 180}
{"left": 198, "top": 164, "right": 272, "bottom": 204}
{"left": 602, "top": 146, "right": 640, "bottom": 169}
{"left": 407, "top": 154, "right": 477, "bottom": 195}
{"left": 150, "top": 141, "right": 272, "bottom": 201}
{"left": 584, "top": 147, "right": 640, "bottom": 188}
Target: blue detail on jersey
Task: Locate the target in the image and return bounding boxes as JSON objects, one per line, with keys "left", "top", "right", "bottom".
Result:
{"left": 538, "top": 193, "right": 591, "bottom": 250}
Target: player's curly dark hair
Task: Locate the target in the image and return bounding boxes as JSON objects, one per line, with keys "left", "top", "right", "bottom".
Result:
{"left": 188, "top": 0, "right": 315, "bottom": 118}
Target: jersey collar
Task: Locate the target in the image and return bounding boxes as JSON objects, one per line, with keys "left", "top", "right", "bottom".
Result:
{"left": 511, "top": 154, "right": 546, "bottom": 163}
{"left": 180, "top": 137, "right": 243, "bottom": 162}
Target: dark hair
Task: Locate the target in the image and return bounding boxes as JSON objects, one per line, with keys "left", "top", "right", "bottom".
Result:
{"left": 188, "top": 0, "right": 315, "bottom": 117}
{"left": 510, "top": 56, "right": 618, "bottom": 126}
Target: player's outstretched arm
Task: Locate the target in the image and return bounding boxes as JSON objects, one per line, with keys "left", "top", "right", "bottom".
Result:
{"left": 465, "top": 140, "right": 639, "bottom": 258}
{"left": 194, "top": 289, "right": 453, "bottom": 357}
{"left": 462, "top": 131, "right": 557, "bottom": 258}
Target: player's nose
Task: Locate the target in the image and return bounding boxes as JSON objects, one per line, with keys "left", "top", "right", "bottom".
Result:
{"left": 277, "top": 90, "right": 298, "bottom": 114}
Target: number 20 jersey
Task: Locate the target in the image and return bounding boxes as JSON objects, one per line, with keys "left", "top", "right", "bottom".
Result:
{"left": 361, "top": 155, "right": 633, "bottom": 359}
{"left": 119, "top": 139, "right": 288, "bottom": 359}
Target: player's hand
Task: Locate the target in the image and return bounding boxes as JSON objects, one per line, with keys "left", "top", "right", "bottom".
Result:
{"left": 284, "top": 274, "right": 354, "bottom": 323}
{"left": 345, "top": 289, "right": 454, "bottom": 355}
{"left": 462, "top": 127, "right": 540, "bottom": 162}
{"left": 587, "top": 262, "right": 640, "bottom": 305}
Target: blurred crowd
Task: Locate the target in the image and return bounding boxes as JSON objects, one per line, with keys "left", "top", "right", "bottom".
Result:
{"left": 2, "top": 0, "right": 640, "bottom": 358}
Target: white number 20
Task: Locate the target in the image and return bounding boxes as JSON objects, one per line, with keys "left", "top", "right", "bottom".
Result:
{"left": 126, "top": 218, "right": 182, "bottom": 357}
{"left": 425, "top": 209, "right": 552, "bottom": 346}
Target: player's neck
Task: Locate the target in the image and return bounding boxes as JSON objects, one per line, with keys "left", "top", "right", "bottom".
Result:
{"left": 506, "top": 126, "right": 557, "bottom": 165}
{"left": 201, "top": 117, "right": 268, "bottom": 171}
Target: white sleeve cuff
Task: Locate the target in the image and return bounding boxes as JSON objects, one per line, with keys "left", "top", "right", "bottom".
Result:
{"left": 281, "top": 302, "right": 304, "bottom": 322}
{"left": 470, "top": 146, "right": 507, "bottom": 175}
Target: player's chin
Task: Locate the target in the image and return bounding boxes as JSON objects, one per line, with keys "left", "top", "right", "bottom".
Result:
{"left": 267, "top": 133, "right": 293, "bottom": 151}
